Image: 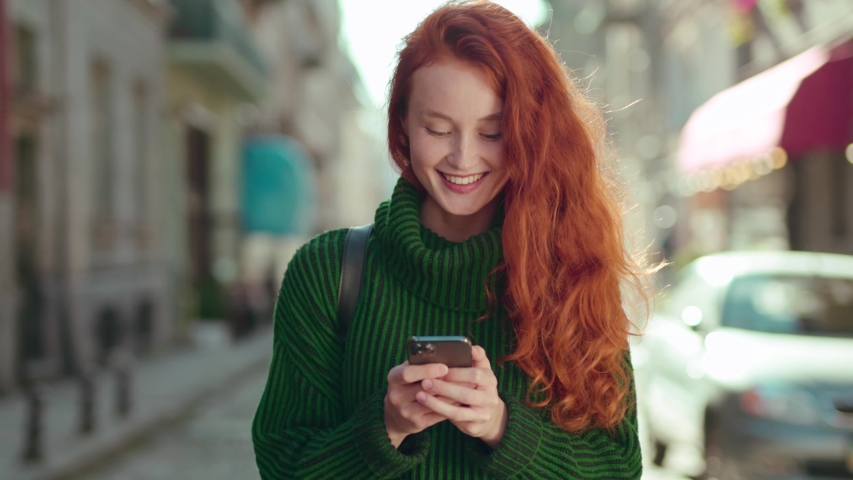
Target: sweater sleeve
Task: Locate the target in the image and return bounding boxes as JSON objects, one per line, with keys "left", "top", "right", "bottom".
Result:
{"left": 464, "top": 367, "right": 643, "bottom": 480}
{"left": 251, "top": 232, "right": 430, "bottom": 479}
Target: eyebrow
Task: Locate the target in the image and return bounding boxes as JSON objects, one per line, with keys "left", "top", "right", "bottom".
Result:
{"left": 420, "top": 109, "right": 502, "bottom": 122}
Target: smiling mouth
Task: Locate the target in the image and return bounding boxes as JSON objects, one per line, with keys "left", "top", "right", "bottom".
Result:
{"left": 440, "top": 172, "right": 488, "bottom": 185}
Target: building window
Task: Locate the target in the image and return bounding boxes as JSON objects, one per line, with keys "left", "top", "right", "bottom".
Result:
{"left": 133, "top": 80, "right": 149, "bottom": 246}
{"left": 13, "top": 24, "right": 37, "bottom": 92}
{"left": 90, "top": 59, "right": 115, "bottom": 247}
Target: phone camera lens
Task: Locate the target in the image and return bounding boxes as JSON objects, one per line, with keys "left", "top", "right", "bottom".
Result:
{"left": 408, "top": 341, "right": 435, "bottom": 357}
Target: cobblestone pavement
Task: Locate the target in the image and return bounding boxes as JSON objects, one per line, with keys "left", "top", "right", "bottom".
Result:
{"left": 73, "top": 366, "right": 268, "bottom": 480}
{"left": 75, "top": 366, "right": 687, "bottom": 480}
{"left": 0, "top": 325, "right": 273, "bottom": 480}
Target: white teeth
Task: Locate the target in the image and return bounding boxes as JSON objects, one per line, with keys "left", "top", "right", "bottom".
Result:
{"left": 443, "top": 173, "right": 485, "bottom": 185}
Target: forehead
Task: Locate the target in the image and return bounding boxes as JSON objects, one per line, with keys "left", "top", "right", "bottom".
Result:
{"left": 408, "top": 59, "right": 503, "bottom": 119}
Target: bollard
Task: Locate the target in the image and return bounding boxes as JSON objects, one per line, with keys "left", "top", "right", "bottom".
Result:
{"left": 116, "top": 366, "right": 132, "bottom": 418}
{"left": 79, "top": 371, "right": 96, "bottom": 435}
{"left": 21, "top": 382, "right": 44, "bottom": 463}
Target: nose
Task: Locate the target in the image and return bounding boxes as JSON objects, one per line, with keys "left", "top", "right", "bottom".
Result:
{"left": 446, "top": 133, "right": 478, "bottom": 171}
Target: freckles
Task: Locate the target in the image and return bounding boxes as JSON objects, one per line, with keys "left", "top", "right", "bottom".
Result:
{"left": 483, "top": 154, "right": 506, "bottom": 171}
{"left": 481, "top": 142, "right": 503, "bottom": 160}
{"left": 411, "top": 142, "right": 448, "bottom": 167}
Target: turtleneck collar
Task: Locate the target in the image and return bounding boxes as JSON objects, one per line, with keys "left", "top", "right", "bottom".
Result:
{"left": 373, "top": 177, "right": 504, "bottom": 313}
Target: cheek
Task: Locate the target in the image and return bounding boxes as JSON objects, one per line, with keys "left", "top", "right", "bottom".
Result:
{"left": 409, "top": 136, "right": 445, "bottom": 169}
{"left": 486, "top": 144, "right": 506, "bottom": 170}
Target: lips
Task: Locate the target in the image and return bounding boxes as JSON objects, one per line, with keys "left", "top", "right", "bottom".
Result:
{"left": 439, "top": 171, "right": 489, "bottom": 194}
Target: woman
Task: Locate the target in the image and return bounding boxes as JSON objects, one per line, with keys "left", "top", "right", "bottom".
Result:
{"left": 252, "top": 1, "right": 652, "bottom": 478}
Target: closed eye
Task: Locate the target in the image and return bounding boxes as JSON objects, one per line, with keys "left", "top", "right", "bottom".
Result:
{"left": 426, "top": 128, "right": 450, "bottom": 137}
{"left": 481, "top": 133, "right": 502, "bottom": 141}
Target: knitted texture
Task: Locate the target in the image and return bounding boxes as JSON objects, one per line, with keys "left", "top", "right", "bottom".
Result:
{"left": 252, "top": 178, "right": 643, "bottom": 479}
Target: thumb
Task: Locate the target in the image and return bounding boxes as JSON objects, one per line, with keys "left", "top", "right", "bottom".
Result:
{"left": 472, "top": 345, "right": 491, "bottom": 368}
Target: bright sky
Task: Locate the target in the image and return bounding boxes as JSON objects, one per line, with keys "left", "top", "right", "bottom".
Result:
{"left": 338, "top": 0, "right": 552, "bottom": 109}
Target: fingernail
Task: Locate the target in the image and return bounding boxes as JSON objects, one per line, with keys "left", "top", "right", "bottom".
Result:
{"left": 416, "top": 392, "right": 426, "bottom": 402}
{"left": 439, "top": 365, "right": 448, "bottom": 375}
{"left": 423, "top": 379, "right": 433, "bottom": 390}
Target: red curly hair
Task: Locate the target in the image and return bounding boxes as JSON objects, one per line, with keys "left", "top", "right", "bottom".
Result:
{"left": 387, "top": 1, "right": 652, "bottom": 433}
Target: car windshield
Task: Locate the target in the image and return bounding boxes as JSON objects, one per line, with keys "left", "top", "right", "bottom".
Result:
{"left": 722, "top": 274, "right": 853, "bottom": 337}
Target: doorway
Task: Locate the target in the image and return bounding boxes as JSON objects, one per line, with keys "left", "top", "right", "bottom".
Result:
{"left": 185, "top": 127, "right": 216, "bottom": 318}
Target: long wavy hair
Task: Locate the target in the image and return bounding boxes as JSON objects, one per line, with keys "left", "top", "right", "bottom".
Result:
{"left": 387, "top": 1, "right": 654, "bottom": 433}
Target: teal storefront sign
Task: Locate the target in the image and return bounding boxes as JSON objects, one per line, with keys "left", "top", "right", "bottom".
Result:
{"left": 241, "top": 135, "right": 316, "bottom": 235}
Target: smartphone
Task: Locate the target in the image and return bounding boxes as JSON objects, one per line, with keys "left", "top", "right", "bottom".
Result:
{"left": 406, "top": 336, "right": 472, "bottom": 368}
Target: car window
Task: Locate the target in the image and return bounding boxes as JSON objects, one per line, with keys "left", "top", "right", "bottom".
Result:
{"left": 722, "top": 275, "right": 853, "bottom": 337}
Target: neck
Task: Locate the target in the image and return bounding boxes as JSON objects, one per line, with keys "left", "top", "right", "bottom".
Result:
{"left": 419, "top": 195, "right": 500, "bottom": 243}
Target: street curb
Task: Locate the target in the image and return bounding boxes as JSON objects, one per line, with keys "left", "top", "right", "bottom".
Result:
{"left": 18, "top": 335, "right": 273, "bottom": 480}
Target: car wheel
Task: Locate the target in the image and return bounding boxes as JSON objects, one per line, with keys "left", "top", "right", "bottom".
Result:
{"left": 701, "top": 420, "right": 723, "bottom": 480}
{"left": 701, "top": 418, "right": 744, "bottom": 480}
{"left": 652, "top": 439, "right": 667, "bottom": 467}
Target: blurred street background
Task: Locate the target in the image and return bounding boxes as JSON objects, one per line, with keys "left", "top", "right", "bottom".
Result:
{"left": 0, "top": 0, "right": 851, "bottom": 479}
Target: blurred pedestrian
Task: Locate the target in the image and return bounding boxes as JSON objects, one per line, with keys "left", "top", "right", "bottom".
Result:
{"left": 252, "top": 1, "right": 654, "bottom": 478}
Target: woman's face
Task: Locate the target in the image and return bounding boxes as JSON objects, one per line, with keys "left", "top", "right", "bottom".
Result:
{"left": 403, "top": 59, "right": 508, "bottom": 220}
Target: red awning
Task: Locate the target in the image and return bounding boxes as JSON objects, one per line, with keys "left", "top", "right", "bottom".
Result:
{"left": 677, "top": 44, "right": 853, "bottom": 174}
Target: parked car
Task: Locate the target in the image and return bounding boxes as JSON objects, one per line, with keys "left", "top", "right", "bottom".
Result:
{"left": 636, "top": 251, "right": 853, "bottom": 480}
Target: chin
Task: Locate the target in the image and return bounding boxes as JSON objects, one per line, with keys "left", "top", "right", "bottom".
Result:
{"left": 436, "top": 198, "right": 491, "bottom": 218}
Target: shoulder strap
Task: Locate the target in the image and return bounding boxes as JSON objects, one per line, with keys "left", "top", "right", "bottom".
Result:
{"left": 337, "top": 223, "right": 373, "bottom": 340}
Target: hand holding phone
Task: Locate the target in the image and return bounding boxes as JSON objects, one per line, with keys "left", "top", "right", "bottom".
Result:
{"left": 384, "top": 359, "right": 451, "bottom": 449}
{"left": 414, "top": 344, "right": 508, "bottom": 449}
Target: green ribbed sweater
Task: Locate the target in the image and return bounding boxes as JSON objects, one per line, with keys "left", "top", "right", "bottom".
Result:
{"left": 252, "top": 178, "right": 642, "bottom": 479}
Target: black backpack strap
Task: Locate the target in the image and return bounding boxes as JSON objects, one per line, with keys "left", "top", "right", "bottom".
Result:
{"left": 337, "top": 223, "right": 373, "bottom": 341}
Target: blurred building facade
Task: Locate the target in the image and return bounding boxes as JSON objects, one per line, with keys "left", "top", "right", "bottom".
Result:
{"left": 241, "top": 0, "right": 386, "bottom": 283}
{"left": 163, "top": 0, "right": 271, "bottom": 333}
{"left": 162, "top": 0, "right": 386, "bottom": 339}
{"left": 548, "top": 0, "right": 667, "bottom": 260}
{"left": 0, "top": 0, "right": 13, "bottom": 393}
{"left": 550, "top": 0, "right": 853, "bottom": 273}
{"left": 660, "top": 0, "right": 853, "bottom": 264}
{"left": 247, "top": 0, "right": 386, "bottom": 231}
{"left": 0, "top": 0, "right": 172, "bottom": 393}
{"left": 0, "top": 0, "right": 382, "bottom": 394}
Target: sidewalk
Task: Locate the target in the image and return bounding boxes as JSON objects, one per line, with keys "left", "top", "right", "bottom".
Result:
{"left": 0, "top": 324, "right": 274, "bottom": 480}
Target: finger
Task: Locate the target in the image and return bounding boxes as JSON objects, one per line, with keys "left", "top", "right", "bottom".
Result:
{"left": 386, "top": 362, "right": 409, "bottom": 385}
{"left": 402, "top": 401, "right": 451, "bottom": 428}
{"left": 401, "top": 399, "right": 440, "bottom": 418}
{"left": 456, "top": 382, "right": 478, "bottom": 390}
{"left": 416, "top": 391, "right": 483, "bottom": 422}
{"left": 388, "top": 383, "right": 462, "bottom": 410}
{"left": 386, "top": 383, "right": 425, "bottom": 406}
{"left": 435, "top": 395, "right": 462, "bottom": 407}
{"left": 422, "top": 379, "right": 491, "bottom": 407}
{"left": 438, "top": 374, "right": 476, "bottom": 389}
{"left": 390, "top": 363, "right": 448, "bottom": 385}
{"left": 416, "top": 411, "right": 448, "bottom": 430}
{"left": 442, "top": 367, "right": 497, "bottom": 389}
{"left": 471, "top": 345, "right": 491, "bottom": 369}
